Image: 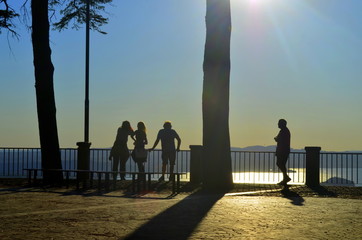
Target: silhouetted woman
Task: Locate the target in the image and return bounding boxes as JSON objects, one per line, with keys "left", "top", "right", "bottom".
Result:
{"left": 109, "top": 121, "right": 135, "bottom": 180}
{"left": 131, "top": 122, "right": 148, "bottom": 176}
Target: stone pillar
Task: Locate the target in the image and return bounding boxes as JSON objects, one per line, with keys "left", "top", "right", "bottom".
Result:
{"left": 189, "top": 145, "right": 203, "bottom": 184}
{"left": 305, "top": 146, "right": 321, "bottom": 187}
{"left": 77, "top": 142, "right": 91, "bottom": 181}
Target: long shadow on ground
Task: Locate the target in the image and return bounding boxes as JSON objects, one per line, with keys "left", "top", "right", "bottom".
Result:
{"left": 125, "top": 190, "right": 224, "bottom": 240}
{"left": 281, "top": 185, "right": 341, "bottom": 206}
{"left": 310, "top": 185, "right": 338, "bottom": 197}
{"left": 281, "top": 186, "right": 305, "bottom": 206}
{"left": 0, "top": 181, "right": 199, "bottom": 200}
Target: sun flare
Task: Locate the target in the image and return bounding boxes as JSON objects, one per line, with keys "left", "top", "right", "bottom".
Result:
{"left": 250, "top": 0, "right": 269, "bottom": 3}
{"left": 233, "top": 0, "right": 272, "bottom": 6}
{"left": 232, "top": 0, "right": 272, "bottom": 9}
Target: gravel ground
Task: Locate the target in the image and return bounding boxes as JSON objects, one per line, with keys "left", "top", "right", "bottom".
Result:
{"left": 0, "top": 179, "right": 361, "bottom": 239}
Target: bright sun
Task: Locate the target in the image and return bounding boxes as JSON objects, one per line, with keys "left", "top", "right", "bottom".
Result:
{"left": 249, "top": 0, "right": 268, "bottom": 5}
{"left": 232, "top": 0, "right": 271, "bottom": 7}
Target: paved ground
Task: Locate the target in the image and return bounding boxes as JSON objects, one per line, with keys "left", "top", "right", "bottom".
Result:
{"left": 0, "top": 182, "right": 361, "bottom": 239}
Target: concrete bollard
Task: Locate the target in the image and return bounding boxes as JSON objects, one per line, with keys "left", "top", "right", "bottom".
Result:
{"left": 305, "top": 146, "right": 321, "bottom": 187}
{"left": 77, "top": 142, "right": 91, "bottom": 182}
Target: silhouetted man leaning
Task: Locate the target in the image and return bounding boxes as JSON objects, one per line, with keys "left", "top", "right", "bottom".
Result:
{"left": 274, "top": 119, "right": 291, "bottom": 185}
{"left": 149, "top": 121, "right": 181, "bottom": 182}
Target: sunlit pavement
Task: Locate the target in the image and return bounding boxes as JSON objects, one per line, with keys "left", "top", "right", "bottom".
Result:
{"left": 0, "top": 188, "right": 361, "bottom": 239}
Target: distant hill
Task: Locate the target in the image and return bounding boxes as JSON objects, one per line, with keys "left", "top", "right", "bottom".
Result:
{"left": 231, "top": 145, "right": 275, "bottom": 152}
{"left": 231, "top": 145, "right": 305, "bottom": 152}
{"left": 231, "top": 146, "right": 362, "bottom": 153}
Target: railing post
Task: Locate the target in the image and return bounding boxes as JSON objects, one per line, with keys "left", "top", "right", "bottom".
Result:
{"left": 189, "top": 145, "right": 203, "bottom": 184}
{"left": 77, "top": 142, "right": 91, "bottom": 182}
{"left": 27, "top": 170, "right": 32, "bottom": 185}
{"left": 105, "top": 172, "right": 110, "bottom": 191}
{"left": 305, "top": 146, "right": 321, "bottom": 187}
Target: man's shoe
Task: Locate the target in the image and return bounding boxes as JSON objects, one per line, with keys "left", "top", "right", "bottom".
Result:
{"left": 278, "top": 177, "right": 291, "bottom": 186}
{"left": 277, "top": 180, "right": 286, "bottom": 186}
{"left": 284, "top": 176, "right": 291, "bottom": 183}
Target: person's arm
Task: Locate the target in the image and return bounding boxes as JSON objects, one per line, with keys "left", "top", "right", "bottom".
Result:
{"left": 175, "top": 132, "right": 181, "bottom": 152}
{"left": 150, "top": 130, "right": 161, "bottom": 151}
{"left": 109, "top": 146, "right": 114, "bottom": 160}
{"left": 149, "top": 138, "right": 160, "bottom": 151}
{"left": 144, "top": 134, "right": 148, "bottom": 145}
{"left": 109, "top": 129, "right": 119, "bottom": 160}
{"left": 130, "top": 130, "right": 136, "bottom": 142}
{"left": 274, "top": 131, "right": 281, "bottom": 142}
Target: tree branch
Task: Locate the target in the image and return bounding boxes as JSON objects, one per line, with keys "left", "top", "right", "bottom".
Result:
{"left": 0, "top": 0, "right": 20, "bottom": 38}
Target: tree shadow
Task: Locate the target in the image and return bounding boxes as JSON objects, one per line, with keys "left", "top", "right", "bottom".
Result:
{"left": 281, "top": 186, "right": 305, "bottom": 206}
{"left": 0, "top": 187, "right": 34, "bottom": 196}
{"left": 309, "top": 185, "right": 338, "bottom": 197}
{"left": 125, "top": 190, "right": 225, "bottom": 240}
{"left": 0, "top": 185, "right": 180, "bottom": 202}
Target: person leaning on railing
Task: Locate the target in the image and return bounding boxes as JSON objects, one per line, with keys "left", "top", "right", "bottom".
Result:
{"left": 149, "top": 121, "right": 181, "bottom": 182}
{"left": 131, "top": 122, "right": 148, "bottom": 177}
{"left": 109, "top": 121, "right": 135, "bottom": 180}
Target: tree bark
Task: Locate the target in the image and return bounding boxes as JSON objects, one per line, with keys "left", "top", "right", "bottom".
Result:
{"left": 202, "top": 0, "right": 233, "bottom": 191}
{"left": 31, "top": 0, "right": 62, "bottom": 184}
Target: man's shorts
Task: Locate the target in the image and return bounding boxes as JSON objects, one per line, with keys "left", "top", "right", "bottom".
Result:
{"left": 276, "top": 153, "right": 289, "bottom": 165}
{"left": 162, "top": 150, "right": 176, "bottom": 165}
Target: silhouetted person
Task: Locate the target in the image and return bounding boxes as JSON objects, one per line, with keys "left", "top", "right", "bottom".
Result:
{"left": 149, "top": 121, "right": 181, "bottom": 182}
{"left": 274, "top": 119, "right": 291, "bottom": 185}
{"left": 109, "top": 121, "right": 135, "bottom": 180}
{"left": 131, "top": 122, "right": 148, "bottom": 177}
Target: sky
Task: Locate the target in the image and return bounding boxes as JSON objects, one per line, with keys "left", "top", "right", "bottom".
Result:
{"left": 1, "top": 0, "right": 362, "bottom": 151}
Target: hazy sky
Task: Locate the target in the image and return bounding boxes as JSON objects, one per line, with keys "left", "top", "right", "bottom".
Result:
{"left": 1, "top": 0, "right": 362, "bottom": 151}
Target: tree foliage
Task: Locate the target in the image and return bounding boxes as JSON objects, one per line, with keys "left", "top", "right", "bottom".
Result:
{"left": 52, "top": 0, "right": 112, "bottom": 34}
{"left": 1, "top": 0, "right": 113, "bottom": 36}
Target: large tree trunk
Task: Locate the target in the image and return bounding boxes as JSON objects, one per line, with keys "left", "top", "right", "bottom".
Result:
{"left": 31, "top": 0, "right": 62, "bottom": 184}
{"left": 202, "top": 0, "right": 233, "bottom": 191}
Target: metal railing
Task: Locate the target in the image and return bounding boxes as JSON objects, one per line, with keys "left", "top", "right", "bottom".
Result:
{"left": 320, "top": 152, "right": 362, "bottom": 186}
{"left": 0, "top": 148, "right": 190, "bottom": 181}
{"left": 1, "top": 148, "right": 42, "bottom": 177}
{"left": 231, "top": 151, "right": 305, "bottom": 184}
{"left": 0, "top": 147, "right": 361, "bottom": 186}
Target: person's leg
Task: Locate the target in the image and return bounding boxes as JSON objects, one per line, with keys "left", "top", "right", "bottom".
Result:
{"left": 159, "top": 152, "right": 168, "bottom": 181}
{"left": 168, "top": 150, "right": 176, "bottom": 181}
{"left": 120, "top": 157, "right": 127, "bottom": 180}
{"left": 277, "top": 154, "right": 290, "bottom": 183}
{"left": 112, "top": 156, "right": 120, "bottom": 180}
{"left": 137, "top": 161, "right": 145, "bottom": 173}
{"left": 158, "top": 163, "right": 167, "bottom": 181}
{"left": 276, "top": 157, "right": 287, "bottom": 177}
{"left": 137, "top": 162, "right": 145, "bottom": 180}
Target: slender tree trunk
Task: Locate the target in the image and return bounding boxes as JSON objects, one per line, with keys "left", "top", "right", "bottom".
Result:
{"left": 202, "top": 0, "right": 233, "bottom": 191}
{"left": 31, "top": 0, "right": 62, "bottom": 184}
